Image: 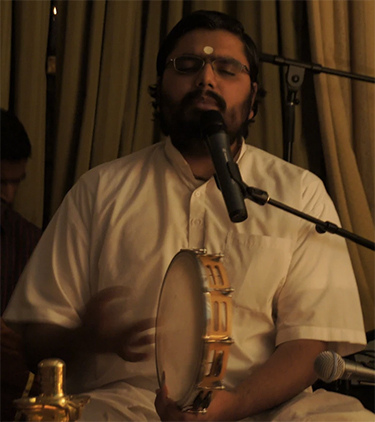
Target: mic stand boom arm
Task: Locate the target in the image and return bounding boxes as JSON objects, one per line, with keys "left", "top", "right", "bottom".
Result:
{"left": 227, "top": 162, "right": 375, "bottom": 251}
{"left": 259, "top": 53, "right": 375, "bottom": 163}
{"left": 259, "top": 53, "right": 375, "bottom": 83}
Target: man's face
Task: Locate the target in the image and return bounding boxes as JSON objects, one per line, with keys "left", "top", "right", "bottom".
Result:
{"left": 1, "top": 159, "right": 27, "bottom": 208}
{"left": 159, "top": 29, "right": 257, "bottom": 155}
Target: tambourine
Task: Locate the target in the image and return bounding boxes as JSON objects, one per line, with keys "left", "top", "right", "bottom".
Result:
{"left": 155, "top": 249, "right": 234, "bottom": 413}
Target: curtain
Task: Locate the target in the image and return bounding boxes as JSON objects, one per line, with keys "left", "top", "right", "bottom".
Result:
{"left": 2, "top": 0, "right": 373, "bottom": 329}
{"left": 1, "top": 0, "right": 50, "bottom": 228}
{"left": 307, "top": 0, "right": 374, "bottom": 332}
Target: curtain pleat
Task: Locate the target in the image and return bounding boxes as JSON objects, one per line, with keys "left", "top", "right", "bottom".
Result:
{"left": 50, "top": 1, "right": 106, "bottom": 215}
{"left": 1, "top": 1, "right": 50, "bottom": 228}
{"left": 90, "top": 1, "right": 143, "bottom": 165}
{"left": 1, "top": 1, "right": 12, "bottom": 109}
{"left": 307, "top": 0, "right": 374, "bottom": 331}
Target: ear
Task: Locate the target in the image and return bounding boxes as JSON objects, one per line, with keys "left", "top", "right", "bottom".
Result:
{"left": 150, "top": 77, "right": 162, "bottom": 112}
{"left": 155, "top": 77, "right": 162, "bottom": 101}
{"left": 248, "top": 82, "right": 258, "bottom": 120}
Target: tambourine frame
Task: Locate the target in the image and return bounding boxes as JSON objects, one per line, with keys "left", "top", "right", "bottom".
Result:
{"left": 155, "top": 249, "right": 233, "bottom": 413}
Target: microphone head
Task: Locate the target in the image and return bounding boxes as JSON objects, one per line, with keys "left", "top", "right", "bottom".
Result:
{"left": 314, "top": 350, "right": 345, "bottom": 382}
{"left": 200, "top": 110, "right": 226, "bottom": 138}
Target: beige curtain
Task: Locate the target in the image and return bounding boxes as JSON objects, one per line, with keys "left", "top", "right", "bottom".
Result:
{"left": 307, "top": 0, "right": 374, "bottom": 332}
{"left": 0, "top": 0, "right": 50, "bottom": 228}
{"left": 2, "top": 0, "right": 373, "bottom": 329}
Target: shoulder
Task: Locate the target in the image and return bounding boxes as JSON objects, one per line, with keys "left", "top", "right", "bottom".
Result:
{"left": 241, "top": 144, "right": 309, "bottom": 178}
{"left": 241, "top": 144, "right": 325, "bottom": 190}
{"left": 57, "top": 142, "right": 167, "bottom": 213}
{"left": 79, "top": 142, "right": 166, "bottom": 187}
{"left": 5, "top": 208, "right": 42, "bottom": 236}
{"left": 240, "top": 144, "right": 333, "bottom": 216}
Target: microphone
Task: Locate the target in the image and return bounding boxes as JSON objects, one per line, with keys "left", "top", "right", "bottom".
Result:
{"left": 314, "top": 350, "right": 375, "bottom": 383}
{"left": 200, "top": 110, "right": 247, "bottom": 223}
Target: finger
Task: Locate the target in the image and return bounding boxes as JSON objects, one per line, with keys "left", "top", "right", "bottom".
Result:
{"left": 118, "top": 337, "right": 154, "bottom": 361}
{"left": 126, "top": 318, "right": 156, "bottom": 334}
{"left": 83, "top": 286, "right": 130, "bottom": 324}
{"left": 128, "top": 333, "right": 155, "bottom": 347}
{"left": 118, "top": 349, "right": 151, "bottom": 362}
{"left": 154, "top": 381, "right": 176, "bottom": 420}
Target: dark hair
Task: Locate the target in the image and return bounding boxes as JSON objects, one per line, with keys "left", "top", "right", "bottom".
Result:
{"left": 149, "top": 10, "right": 266, "bottom": 126}
{"left": 1, "top": 108, "right": 31, "bottom": 160}
{"left": 156, "top": 10, "right": 260, "bottom": 84}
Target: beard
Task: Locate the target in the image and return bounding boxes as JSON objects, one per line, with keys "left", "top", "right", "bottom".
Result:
{"left": 159, "top": 88, "right": 253, "bottom": 156}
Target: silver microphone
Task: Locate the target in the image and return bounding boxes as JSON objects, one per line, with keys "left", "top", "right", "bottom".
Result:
{"left": 314, "top": 350, "right": 375, "bottom": 383}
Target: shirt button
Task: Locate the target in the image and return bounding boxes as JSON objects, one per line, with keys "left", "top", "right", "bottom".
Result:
{"left": 195, "top": 191, "right": 201, "bottom": 197}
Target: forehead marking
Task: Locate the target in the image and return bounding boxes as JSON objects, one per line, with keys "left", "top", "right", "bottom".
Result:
{"left": 203, "top": 46, "right": 214, "bottom": 55}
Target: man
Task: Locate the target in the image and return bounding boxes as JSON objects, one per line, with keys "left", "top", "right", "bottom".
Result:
{"left": 4, "top": 11, "right": 373, "bottom": 421}
{"left": 1, "top": 109, "right": 42, "bottom": 314}
{"left": 1, "top": 109, "right": 42, "bottom": 421}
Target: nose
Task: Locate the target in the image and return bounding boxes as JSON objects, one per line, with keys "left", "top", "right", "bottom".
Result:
{"left": 195, "top": 62, "right": 216, "bottom": 89}
{"left": 1, "top": 182, "right": 19, "bottom": 205}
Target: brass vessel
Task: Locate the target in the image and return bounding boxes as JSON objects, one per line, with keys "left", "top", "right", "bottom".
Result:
{"left": 14, "top": 358, "right": 89, "bottom": 421}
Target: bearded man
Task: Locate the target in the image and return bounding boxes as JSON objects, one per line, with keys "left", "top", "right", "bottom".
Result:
{"left": 4, "top": 10, "right": 372, "bottom": 421}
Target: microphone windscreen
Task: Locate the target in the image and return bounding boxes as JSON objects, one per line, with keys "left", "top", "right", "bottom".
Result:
{"left": 314, "top": 350, "right": 345, "bottom": 382}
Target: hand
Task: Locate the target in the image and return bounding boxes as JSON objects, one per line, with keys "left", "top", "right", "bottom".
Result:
{"left": 154, "top": 373, "right": 239, "bottom": 421}
{"left": 81, "top": 286, "right": 155, "bottom": 361}
{"left": 1, "top": 318, "right": 23, "bottom": 356}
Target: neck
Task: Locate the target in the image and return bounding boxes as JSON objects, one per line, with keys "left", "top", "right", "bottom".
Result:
{"left": 177, "top": 138, "right": 242, "bottom": 181}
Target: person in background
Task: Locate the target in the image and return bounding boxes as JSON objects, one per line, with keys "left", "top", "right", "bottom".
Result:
{"left": 1, "top": 108, "right": 42, "bottom": 314}
{"left": 1, "top": 108, "right": 42, "bottom": 421}
{"left": 3, "top": 11, "right": 374, "bottom": 421}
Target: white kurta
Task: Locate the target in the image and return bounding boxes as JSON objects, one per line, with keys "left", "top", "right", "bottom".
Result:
{"left": 4, "top": 139, "right": 369, "bottom": 420}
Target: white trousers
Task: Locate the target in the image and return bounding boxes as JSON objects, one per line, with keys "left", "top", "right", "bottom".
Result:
{"left": 80, "top": 385, "right": 374, "bottom": 421}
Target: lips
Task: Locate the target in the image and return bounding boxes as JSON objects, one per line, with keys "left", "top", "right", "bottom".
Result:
{"left": 179, "top": 89, "right": 227, "bottom": 114}
{"left": 192, "top": 96, "right": 219, "bottom": 110}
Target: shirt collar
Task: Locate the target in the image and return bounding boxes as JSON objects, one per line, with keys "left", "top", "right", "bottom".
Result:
{"left": 164, "top": 137, "right": 247, "bottom": 189}
{"left": 164, "top": 138, "right": 206, "bottom": 190}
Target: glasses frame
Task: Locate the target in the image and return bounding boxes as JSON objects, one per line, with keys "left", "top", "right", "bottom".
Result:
{"left": 167, "top": 54, "right": 250, "bottom": 77}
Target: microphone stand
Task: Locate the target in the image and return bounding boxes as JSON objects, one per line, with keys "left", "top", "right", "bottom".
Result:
{"left": 227, "top": 162, "right": 375, "bottom": 251}
{"left": 259, "top": 53, "right": 375, "bottom": 163}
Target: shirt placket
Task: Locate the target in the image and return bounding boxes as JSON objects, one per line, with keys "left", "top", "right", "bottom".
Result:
{"left": 188, "top": 185, "right": 206, "bottom": 249}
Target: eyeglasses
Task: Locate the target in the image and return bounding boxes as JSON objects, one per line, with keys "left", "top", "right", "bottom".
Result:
{"left": 167, "top": 55, "right": 250, "bottom": 78}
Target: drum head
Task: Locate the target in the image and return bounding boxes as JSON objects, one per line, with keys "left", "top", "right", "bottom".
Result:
{"left": 155, "top": 251, "right": 206, "bottom": 406}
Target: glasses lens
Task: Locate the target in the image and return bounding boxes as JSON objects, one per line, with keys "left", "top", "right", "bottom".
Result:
{"left": 213, "top": 58, "right": 243, "bottom": 77}
{"left": 174, "top": 56, "right": 203, "bottom": 73}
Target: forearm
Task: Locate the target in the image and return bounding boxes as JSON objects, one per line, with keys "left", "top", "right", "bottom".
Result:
{"left": 218, "top": 339, "right": 327, "bottom": 420}
{"left": 20, "top": 319, "right": 154, "bottom": 376}
{"left": 155, "top": 339, "right": 328, "bottom": 421}
{"left": 21, "top": 323, "right": 86, "bottom": 373}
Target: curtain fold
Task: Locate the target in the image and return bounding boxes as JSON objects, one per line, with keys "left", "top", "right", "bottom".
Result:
{"left": 50, "top": 0, "right": 107, "bottom": 215}
{"left": 1, "top": 1, "right": 50, "bottom": 228}
{"left": 307, "top": 0, "right": 374, "bottom": 331}
{"left": 0, "top": 1, "right": 12, "bottom": 108}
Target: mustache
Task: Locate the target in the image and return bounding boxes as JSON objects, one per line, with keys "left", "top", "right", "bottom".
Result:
{"left": 180, "top": 89, "right": 227, "bottom": 112}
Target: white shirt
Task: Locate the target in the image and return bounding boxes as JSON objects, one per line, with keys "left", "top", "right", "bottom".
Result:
{"left": 4, "top": 139, "right": 367, "bottom": 419}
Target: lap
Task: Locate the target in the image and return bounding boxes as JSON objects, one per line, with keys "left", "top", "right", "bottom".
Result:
{"left": 250, "top": 389, "right": 374, "bottom": 421}
{"left": 79, "top": 384, "right": 375, "bottom": 421}
{"left": 79, "top": 382, "right": 159, "bottom": 421}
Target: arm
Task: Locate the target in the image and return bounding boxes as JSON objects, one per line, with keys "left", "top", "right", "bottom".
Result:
{"left": 155, "top": 338, "right": 327, "bottom": 421}
{"left": 18, "top": 287, "right": 154, "bottom": 373}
